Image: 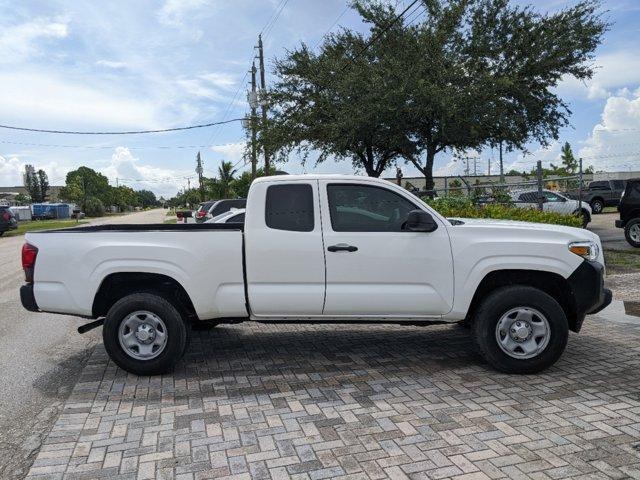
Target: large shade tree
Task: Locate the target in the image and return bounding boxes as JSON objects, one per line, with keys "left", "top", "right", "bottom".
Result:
{"left": 264, "top": 0, "right": 606, "bottom": 188}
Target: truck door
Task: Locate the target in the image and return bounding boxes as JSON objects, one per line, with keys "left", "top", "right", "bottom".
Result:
{"left": 245, "top": 180, "right": 326, "bottom": 316}
{"left": 319, "top": 180, "right": 454, "bottom": 317}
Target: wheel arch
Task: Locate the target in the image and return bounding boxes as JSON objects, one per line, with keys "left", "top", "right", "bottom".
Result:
{"left": 465, "top": 269, "right": 580, "bottom": 332}
{"left": 92, "top": 272, "right": 197, "bottom": 321}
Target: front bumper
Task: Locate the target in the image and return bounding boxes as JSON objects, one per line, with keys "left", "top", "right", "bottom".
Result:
{"left": 567, "top": 260, "right": 612, "bottom": 332}
{"left": 20, "top": 284, "right": 39, "bottom": 312}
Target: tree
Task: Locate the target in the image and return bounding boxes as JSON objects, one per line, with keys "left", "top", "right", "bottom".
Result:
{"left": 37, "top": 169, "right": 49, "bottom": 202}
{"left": 136, "top": 189, "right": 158, "bottom": 208}
{"left": 59, "top": 166, "right": 111, "bottom": 211}
{"left": 266, "top": 1, "right": 606, "bottom": 188}
{"left": 217, "top": 161, "right": 238, "bottom": 198}
{"left": 396, "top": 0, "right": 607, "bottom": 190}
{"left": 23, "top": 165, "right": 50, "bottom": 202}
{"left": 263, "top": 20, "right": 415, "bottom": 177}
{"left": 560, "top": 142, "right": 578, "bottom": 174}
{"left": 112, "top": 186, "right": 137, "bottom": 211}
{"left": 14, "top": 193, "right": 31, "bottom": 205}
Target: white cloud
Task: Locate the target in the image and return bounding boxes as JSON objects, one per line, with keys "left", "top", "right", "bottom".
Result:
{"left": 579, "top": 90, "right": 640, "bottom": 172}
{"left": 0, "top": 71, "right": 164, "bottom": 129}
{"left": 0, "top": 154, "right": 71, "bottom": 187}
{"left": 210, "top": 142, "right": 246, "bottom": 166}
{"left": 503, "top": 142, "right": 562, "bottom": 173}
{"left": 103, "top": 147, "right": 193, "bottom": 197}
{"left": 0, "top": 17, "right": 68, "bottom": 63}
{"left": 558, "top": 51, "right": 640, "bottom": 100}
{"left": 157, "top": 0, "right": 210, "bottom": 26}
{"left": 95, "top": 60, "right": 127, "bottom": 69}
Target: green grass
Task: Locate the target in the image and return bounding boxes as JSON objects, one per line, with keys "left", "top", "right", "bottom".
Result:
{"left": 604, "top": 248, "right": 640, "bottom": 272}
{"left": 163, "top": 218, "right": 176, "bottom": 224}
{"left": 2, "top": 219, "right": 89, "bottom": 237}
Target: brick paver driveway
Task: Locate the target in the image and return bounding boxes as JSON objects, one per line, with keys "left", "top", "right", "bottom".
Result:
{"left": 27, "top": 317, "right": 640, "bottom": 480}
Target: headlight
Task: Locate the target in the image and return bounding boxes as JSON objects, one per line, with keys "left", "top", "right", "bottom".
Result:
{"left": 568, "top": 241, "right": 599, "bottom": 261}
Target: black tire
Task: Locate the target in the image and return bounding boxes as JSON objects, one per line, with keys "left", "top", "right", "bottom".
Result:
{"left": 575, "top": 209, "right": 590, "bottom": 228}
{"left": 590, "top": 198, "right": 604, "bottom": 214}
{"left": 472, "top": 286, "right": 568, "bottom": 374}
{"left": 624, "top": 218, "right": 640, "bottom": 248}
{"left": 103, "top": 292, "right": 188, "bottom": 375}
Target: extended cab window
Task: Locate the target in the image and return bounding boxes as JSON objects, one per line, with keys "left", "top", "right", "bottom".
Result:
{"left": 327, "top": 184, "right": 417, "bottom": 232}
{"left": 265, "top": 184, "right": 314, "bottom": 232}
{"left": 590, "top": 181, "right": 610, "bottom": 190}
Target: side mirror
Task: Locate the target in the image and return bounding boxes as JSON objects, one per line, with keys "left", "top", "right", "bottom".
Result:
{"left": 405, "top": 210, "right": 438, "bottom": 232}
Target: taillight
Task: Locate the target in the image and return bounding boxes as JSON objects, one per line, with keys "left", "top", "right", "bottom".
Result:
{"left": 22, "top": 243, "right": 38, "bottom": 283}
{"left": 196, "top": 211, "right": 205, "bottom": 218}
{"left": 2, "top": 211, "right": 9, "bottom": 221}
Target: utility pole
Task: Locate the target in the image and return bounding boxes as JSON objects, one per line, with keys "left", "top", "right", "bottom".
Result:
{"left": 116, "top": 177, "right": 119, "bottom": 188}
{"left": 250, "top": 62, "right": 258, "bottom": 179}
{"left": 536, "top": 160, "right": 544, "bottom": 211}
{"left": 187, "top": 178, "right": 191, "bottom": 191}
{"left": 195, "top": 151, "right": 204, "bottom": 201}
{"left": 499, "top": 141, "right": 504, "bottom": 183}
{"left": 257, "top": 34, "right": 270, "bottom": 175}
{"left": 487, "top": 159, "right": 491, "bottom": 176}
{"left": 473, "top": 158, "right": 478, "bottom": 177}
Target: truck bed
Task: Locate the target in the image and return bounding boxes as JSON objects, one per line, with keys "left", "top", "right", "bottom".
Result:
{"left": 26, "top": 226, "right": 247, "bottom": 319}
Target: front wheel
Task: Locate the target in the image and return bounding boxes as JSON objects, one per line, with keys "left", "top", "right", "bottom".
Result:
{"left": 590, "top": 198, "right": 604, "bottom": 214}
{"left": 625, "top": 218, "right": 640, "bottom": 248}
{"left": 473, "top": 286, "right": 568, "bottom": 374}
{"left": 103, "top": 292, "right": 188, "bottom": 375}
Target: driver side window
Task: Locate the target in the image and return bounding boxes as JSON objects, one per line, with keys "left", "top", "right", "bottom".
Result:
{"left": 327, "top": 184, "right": 417, "bottom": 232}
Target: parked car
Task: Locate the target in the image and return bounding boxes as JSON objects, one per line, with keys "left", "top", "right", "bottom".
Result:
{"left": 511, "top": 189, "right": 592, "bottom": 227}
{"left": 195, "top": 199, "right": 247, "bottom": 223}
{"left": 206, "top": 208, "right": 246, "bottom": 224}
{"left": 193, "top": 201, "right": 215, "bottom": 223}
{"left": 20, "top": 175, "right": 610, "bottom": 375}
{"left": 567, "top": 179, "right": 626, "bottom": 214}
{"left": 615, "top": 178, "right": 640, "bottom": 248}
{"left": 0, "top": 206, "right": 18, "bottom": 236}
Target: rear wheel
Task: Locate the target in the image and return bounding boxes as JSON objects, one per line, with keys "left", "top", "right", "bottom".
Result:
{"left": 103, "top": 292, "right": 188, "bottom": 375}
{"left": 590, "top": 198, "right": 604, "bottom": 214}
{"left": 625, "top": 218, "right": 640, "bottom": 248}
{"left": 473, "top": 286, "right": 568, "bottom": 374}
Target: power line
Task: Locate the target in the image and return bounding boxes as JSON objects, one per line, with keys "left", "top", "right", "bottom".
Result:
{"left": 261, "top": 0, "right": 290, "bottom": 38}
{"left": 342, "top": 0, "right": 421, "bottom": 70}
{"left": 0, "top": 118, "right": 244, "bottom": 135}
{"left": 312, "top": 4, "right": 350, "bottom": 50}
{"left": 0, "top": 139, "right": 247, "bottom": 150}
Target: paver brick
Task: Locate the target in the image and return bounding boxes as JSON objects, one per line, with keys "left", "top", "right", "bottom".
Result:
{"left": 24, "top": 319, "right": 640, "bottom": 479}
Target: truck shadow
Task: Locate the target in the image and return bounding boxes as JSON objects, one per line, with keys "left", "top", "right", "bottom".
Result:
{"left": 174, "top": 320, "right": 639, "bottom": 402}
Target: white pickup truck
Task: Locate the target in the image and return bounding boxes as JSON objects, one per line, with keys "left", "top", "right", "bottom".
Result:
{"left": 20, "top": 175, "right": 611, "bottom": 375}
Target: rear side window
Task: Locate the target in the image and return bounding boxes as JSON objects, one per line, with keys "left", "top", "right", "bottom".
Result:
{"left": 227, "top": 213, "right": 245, "bottom": 223}
{"left": 612, "top": 180, "right": 625, "bottom": 190}
{"left": 265, "top": 184, "right": 314, "bottom": 232}
{"left": 518, "top": 192, "right": 537, "bottom": 202}
{"left": 590, "top": 181, "right": 610, "bottom": 190}
{"left": 627, "top": 182, "right": 640, "bottom": 201}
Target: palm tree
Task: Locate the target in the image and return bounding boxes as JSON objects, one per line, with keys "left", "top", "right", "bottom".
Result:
{"left": 217, "top": 161, "right": 238, "bottom": 198}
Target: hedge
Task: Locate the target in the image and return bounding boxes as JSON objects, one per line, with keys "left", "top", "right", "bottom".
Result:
{"left": 425, "top": 196, "right": 582, "bottom": 228}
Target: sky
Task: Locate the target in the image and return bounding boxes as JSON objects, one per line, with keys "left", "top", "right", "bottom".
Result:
{"left": 1, "top": 0, "right": 640, "bottom": 198}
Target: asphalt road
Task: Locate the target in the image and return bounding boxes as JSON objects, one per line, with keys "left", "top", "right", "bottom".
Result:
{"left": 588, "top": 211, "right": 633, "bottom": 250}
{"left": 0, "top": 209, "right": 167, "bottom": 479}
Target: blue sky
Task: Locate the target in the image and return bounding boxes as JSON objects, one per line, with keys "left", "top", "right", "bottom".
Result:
{"left": 1, "top": 0, "right": 640, "bottom": 197}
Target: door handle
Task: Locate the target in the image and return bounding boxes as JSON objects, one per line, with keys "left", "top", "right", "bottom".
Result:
{"left": 328, "top": 243, "right": 358, "bottom": 252}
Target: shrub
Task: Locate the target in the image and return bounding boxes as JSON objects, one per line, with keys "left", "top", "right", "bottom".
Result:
{"left": 84, "top": 197, "right": 105, "bottom": 217}
{"left": 425, "top": 196, "right": 582, "bottom": 228}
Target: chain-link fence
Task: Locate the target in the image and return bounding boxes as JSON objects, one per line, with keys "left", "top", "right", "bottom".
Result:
{"left": 414, "top": 161, "right": 591, "bottom": 226}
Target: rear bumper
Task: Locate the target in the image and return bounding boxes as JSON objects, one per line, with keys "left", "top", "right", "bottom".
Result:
{"left": 567, "top": 260, "right": 612, "bottom": 332}
{"left": 20, "top": 284, "right": 39, "bottom": 312}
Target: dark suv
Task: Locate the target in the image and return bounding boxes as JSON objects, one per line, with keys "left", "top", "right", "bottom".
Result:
{"left": 0, "top": 206, "right": 18, "bottom": 236}
{"left": 576, "top": 179, "right": 626, "bottom": 214}
{"left": 615, "top": 178, "right": 640, "bottom": 247}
